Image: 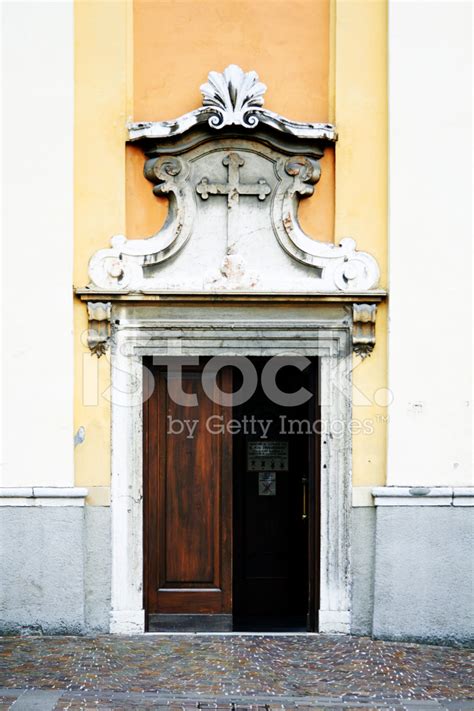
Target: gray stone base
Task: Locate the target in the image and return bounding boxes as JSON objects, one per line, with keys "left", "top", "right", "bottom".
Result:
{"left": 84, "top": 507, "right": 111, "bottom": 633}
{"left": 373, "top": 506, "right": 474, "bottom": 646}
{"left": 0, "top": 505, "right": 110, "bottom": 635}
{"left": 1, "top": 501, "right": 472, "bottom": 644}
{"left": 350, "top": 507, "right": 375, "bottom": 636}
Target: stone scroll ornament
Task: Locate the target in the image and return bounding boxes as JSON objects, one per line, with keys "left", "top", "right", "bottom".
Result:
{"left": 88, "top": 65, "right": 380, "bottom": 293}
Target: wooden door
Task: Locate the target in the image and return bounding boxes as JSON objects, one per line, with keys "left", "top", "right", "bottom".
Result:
{"left": 144, "top": 361, "right": 232, "bottom": 631}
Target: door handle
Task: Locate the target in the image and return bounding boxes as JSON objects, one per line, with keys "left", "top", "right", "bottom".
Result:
{"left": 302, "top": 476, "right": 308, "bottom": 520}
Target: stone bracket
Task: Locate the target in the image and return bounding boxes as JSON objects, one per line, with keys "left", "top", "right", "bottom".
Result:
{"left": 87, "top": 302, "right": 111, "bottom": 357}
{"left": 353, "top": 303, "right": 377, "bottom": 358}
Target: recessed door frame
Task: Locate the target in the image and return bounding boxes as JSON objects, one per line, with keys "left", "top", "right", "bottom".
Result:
{"left": 108, "top": 302, "right": 352, "bottom": 635}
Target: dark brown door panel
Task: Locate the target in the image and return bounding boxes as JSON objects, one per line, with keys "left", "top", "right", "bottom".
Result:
{"left": 144, "top": 362, "right": 232, "bottom": 629}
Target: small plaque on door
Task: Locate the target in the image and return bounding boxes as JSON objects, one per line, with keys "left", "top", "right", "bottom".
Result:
{"left": 258, "top": 471, "right": 276, "bottom": 496}
{"left": 247, "top": 441, "right": 288, "bottom": 471}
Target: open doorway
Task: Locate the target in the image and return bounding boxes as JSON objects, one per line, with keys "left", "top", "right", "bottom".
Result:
{"left": 232, "top": 357, "right": 319, "bottom": 632}
{"left": 143, "top": 355, "right": 319, "bottom": 632}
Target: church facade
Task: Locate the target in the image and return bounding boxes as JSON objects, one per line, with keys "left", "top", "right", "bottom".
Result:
{"left": 1, "top": 0, "right": 472, "bottom": 645}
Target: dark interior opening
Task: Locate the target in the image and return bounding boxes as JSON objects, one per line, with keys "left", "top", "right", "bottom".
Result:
{"left": 232, "top": 356, "right": 318, "bottom": 632}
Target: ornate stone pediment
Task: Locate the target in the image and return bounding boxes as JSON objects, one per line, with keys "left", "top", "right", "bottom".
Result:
{"left": 87, "top": 65, "right": 380, "bottom": 294}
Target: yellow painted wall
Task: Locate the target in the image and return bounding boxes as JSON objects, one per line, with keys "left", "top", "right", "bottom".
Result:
{"left": 73, "top": 0, "right": 132, "bottom": 501}
{"left": 334, "top": 0, "right": 388, "bottom": 486}
{"left": 74, "top": 0, "right": 388, "bottom": 493}
{"left": 127, "top": 0, "right": 334, "bottom": 244}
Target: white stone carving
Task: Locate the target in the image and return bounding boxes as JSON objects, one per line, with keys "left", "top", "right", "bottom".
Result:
{"left": 352, "top": 303, "right": 377, "bottom": 358}
{"left": 88, "top": 157, "right": 195, "bottom": 291}
{"left": 272, "top": 156, "right": 380, "bottom": 291}
{"left": 201, "top": 64, "right": 267, "bottom": 129}
{"left": 129, "top": 65, "right": 336, "bottom": 141}
{"left": 86, "top": 65, "right": 380, "bottom": 295}
{"left": 87, "top": 301, "right": 111, "bottom": 357}
{"left": 196, "top": 151, "right": 271, "bottom": 257}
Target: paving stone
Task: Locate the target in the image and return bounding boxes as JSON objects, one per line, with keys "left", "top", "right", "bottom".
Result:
{"left": 0, "top": 635, "right": 471, "bottom": 709}
{"left": 9, "top": 689, "right": 62, "bottom": 710}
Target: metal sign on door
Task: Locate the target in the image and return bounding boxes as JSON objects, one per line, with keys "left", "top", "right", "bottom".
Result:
{"left": 247, "top": 441, "right": 288, "bottom": 471}
{"left": 258, "top": 472, "right": 276, "bottom": 496}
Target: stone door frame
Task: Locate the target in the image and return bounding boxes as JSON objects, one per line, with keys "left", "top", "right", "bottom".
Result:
{"left": 108, "top": 302, "right": 353, "bottom": 634}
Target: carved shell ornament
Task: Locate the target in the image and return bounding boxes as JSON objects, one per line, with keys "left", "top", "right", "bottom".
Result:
{"left": 87, "top": 65, "right": 381, "bottom": 293}
{"left": 128, "top": 64, "right": 336, "bottom": 141}
{"left": 200, "top": 64, "right": 267, "bottom": 128}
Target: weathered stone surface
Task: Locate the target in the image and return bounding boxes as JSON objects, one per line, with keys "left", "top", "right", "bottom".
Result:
{"left": 351, "top": 507, "right": 375, "bottom": 636}
{"left": 0, "top": 507, "right": 85, "bottom": 634}
{"left": 373, "top": 506, "right": 474, "bottom": 645}
{"left": 0, "top": 505, "right": 111, "bottom": 635}
{"left": 84, "top": 506, "right": 111, "bottom": 633}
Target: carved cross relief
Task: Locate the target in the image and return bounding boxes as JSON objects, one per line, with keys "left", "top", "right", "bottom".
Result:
{"left": 86, "top": 64, "right": 380, "bottom": 295}
{"left": 196, "top": 152, "right": 271, "bottom": 255}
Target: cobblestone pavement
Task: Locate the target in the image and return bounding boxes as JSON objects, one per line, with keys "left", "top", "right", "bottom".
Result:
{"left": 0, "top": 635, "right": 472, "bottom": 710}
